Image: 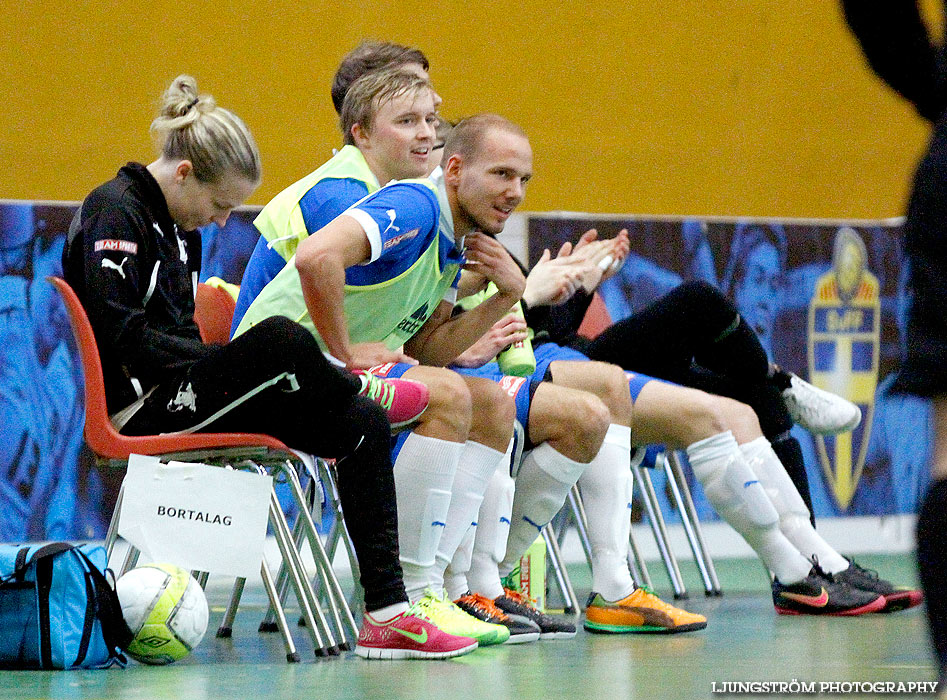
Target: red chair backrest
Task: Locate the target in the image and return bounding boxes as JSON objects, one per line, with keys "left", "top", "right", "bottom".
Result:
{"left": 577, "top": 291, "right": 613, "bottom": 340}
{"left": 49, "top": 276, "right": 120, "bottom": 457}
{"left": 194, "top": 282, "right": 237, "bottom": 345}
{"left": 48, "top": 276, "right": 289, "bottom": 458}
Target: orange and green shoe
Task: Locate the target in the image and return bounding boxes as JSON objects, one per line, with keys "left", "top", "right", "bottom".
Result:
{"left": 583, "top": 587, "right": 708, "bottom": 634}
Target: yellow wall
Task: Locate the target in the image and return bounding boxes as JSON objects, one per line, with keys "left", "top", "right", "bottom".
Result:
{"left": 0, "top": 0, "right": 936, "bottom": 218}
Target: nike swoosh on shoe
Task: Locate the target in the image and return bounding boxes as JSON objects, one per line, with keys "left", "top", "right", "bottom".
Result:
{"left": 780, "top": 588, "right": 829, "bottom": 607}
{"left": 391, "top": 626, "right": 428, "bottom": 644}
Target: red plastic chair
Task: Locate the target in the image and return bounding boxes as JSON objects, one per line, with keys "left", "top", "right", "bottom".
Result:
{"left": 49, "top": 276, "right": 288, "bottom": 459}
{"left": 577, "top": 291, "right": 613, "bottom": 340}
{"left": 194, "top": 282, "right": 237, "bottom": 345}
{"left": 48, "top": 276, "right": 356, "bottom": 657}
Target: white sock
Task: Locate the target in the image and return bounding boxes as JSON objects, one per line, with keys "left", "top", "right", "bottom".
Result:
{"left": 392, "top": 432, "right": 463, "bottom": 601}
{"left": 431, "top": 439, "right": 508, "bottom": 592}
{"left": 577, "top": 424, "right": 637, "bottom": 601}
{"left": 687, "top": 431, "right": 812, "bottom": 584}
{"left": 740, "top": 436, "right": 850, "bottom": 574}
{"left": 444, "top": 525, "right": 476, "bottom": 600}
{"left": 499, "top": 442, "right": 588, "bottom": 578}
{"left": 367, "top": 601, "right": 409, "bottom": 622}
{"left": 443, "top": 438, "right": 514, "bottom": 600}
{"left": 467, "top": 458, "right": 516, "bottom": 599}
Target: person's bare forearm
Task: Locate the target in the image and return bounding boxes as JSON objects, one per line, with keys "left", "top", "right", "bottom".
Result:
{"left": 297, "top": 250, "right": 352, "bottom": 365}
{"left": 407, "top": 293, "right": 520, "bottom": 365}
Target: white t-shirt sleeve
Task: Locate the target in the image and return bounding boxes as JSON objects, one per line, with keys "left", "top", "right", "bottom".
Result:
{"left": 340, "top": 208, "right": 382, "bottom": 263}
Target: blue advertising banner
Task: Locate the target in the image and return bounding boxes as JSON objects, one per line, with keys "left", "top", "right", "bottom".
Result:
{"left": 0, "top": 201, "right": 260, "bottom": 541}
{"left": 528, "top": 214, "right": 929, "bottom": 520}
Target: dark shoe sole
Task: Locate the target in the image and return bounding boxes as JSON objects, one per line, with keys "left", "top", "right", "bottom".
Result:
{"left": 538, "top": 630, "right": 577, "bottom": 640}
{"left": 584, "top": 620, "right": 707, "bottom": 634}
{"left": 774, "top": 595, "right": 886, "bottom": 616}
{"left": 503, "top": 631, "right": 541, "bottom": 644}
{"left": 880, "top": 590, "right": 924, "bottom": 613}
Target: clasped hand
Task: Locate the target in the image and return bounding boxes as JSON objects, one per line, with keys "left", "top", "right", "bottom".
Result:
{"left": 462, "top": 232, "right": 526, "bottom": 300}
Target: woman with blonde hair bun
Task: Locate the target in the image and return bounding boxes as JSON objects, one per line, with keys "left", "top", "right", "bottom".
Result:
{"left": 150, "top": 74, "right": 261, "bottom": 188}
{"left": 63, "top": 75, "right": 472, "bottom": 660}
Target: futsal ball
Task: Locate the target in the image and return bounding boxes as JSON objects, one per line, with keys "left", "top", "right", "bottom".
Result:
{"left": 116, "top": 563, "right": 209, "bottom": 665}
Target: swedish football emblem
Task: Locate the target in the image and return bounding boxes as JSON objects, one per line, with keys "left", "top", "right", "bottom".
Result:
{"left": 807, "top": 227, "right": 880, "bottom": 510}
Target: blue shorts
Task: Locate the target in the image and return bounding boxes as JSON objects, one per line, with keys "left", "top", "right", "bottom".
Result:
{"left": 533, "top": 342, "right": 666, "bottom": 401}
{"left": 533, "top": 342, "right": 589, "bottom": 378}
{"left": 452, "top": 362, "right": 538, "bottom": 466}
{"left": 371, "top": 363, "right": 426, "bottom": 459}
{"left": 451, "top": 363, "right": 536, "bottom": 428}
{"left": 368, "top": 362, "right": 415, "bottom": 380}
{"left": 385, "top": 362, "right": 536, "bottom": 459}
{"left": 625, "top": 370, "right": 666, "bottom": 401}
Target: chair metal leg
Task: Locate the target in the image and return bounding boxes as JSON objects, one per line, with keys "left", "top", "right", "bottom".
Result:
{"left": 104, "top": 484, "right": 138, "bottom": 576}
{"left": 667, "top": 451, "right": 722, "bottom": 595}
{"left": 279, "top": 460, "right": 359, "bottom": 647}
{"left": 226, "top": 457, "right": 351, "bottom": 649}
{"left": 662, "top": 457, "right": 713, "bottom": 595}
{"left": 259, "top": 478, "right": 313, "bottom": 632}
{"left": 261, "top": 460, "right": 361, "bottom": 647}
{"left": 627, "top": 522, "right": 652, "bottom": 589}
{"left": 320, "top": 461, "right": 363, "bottom": 615}
{"left": 266, "top": 490, "right": 335, "bottom": 656}
{"left": 566, "top": 485, "right": 594, "bottom": 570}
{"left": 217, "top": 577, "right": 245, "bottom": 638}
{"left": 633, "top": 459, "right": 687, "bottom": 599}
{"left": 541, "top": 524, "right": 580, "bottom": 617}
{"left": 288, "top": 463, "right": 355, "bottom": 641}
{"left": 239, "top": 457, "right": 341, "bottom": 654}
{"left": 259, "top": 556, "right": 300, "bottom": 663}
{"left": 260, "top": 485, "right": 322, "bottom": 633}
{"left": 565, "top": 474, "right": 653, "bottom": 592}
{"left": 259, "top": 516, "right": 300, "bottom": 634}
{"left": 235, "top": 460, "right": 334, "bottom": 656}
{"left": 120, "top": 544, "right": 141, "bottom": 576}
{"left": 104, "top": 484, "right": 124, "bottom": 560}
{"left": 261, "top": 506, "right": 323, "bottom": 635}
{"left": 552, "top": 506, "right": 569, "bottom": 548}
{"left": 624, "top": 466, "right": 652, "bottom": 588}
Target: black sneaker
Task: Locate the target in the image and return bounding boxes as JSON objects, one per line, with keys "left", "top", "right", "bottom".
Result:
{"left": 772, "top": 563, "right": 886, "bottom": 616}
{"left": 493, "top": 587, "right": 576, "bottom": 639}
{"left": 832, "top": 558, "right": 924, "bottom": 613}
{"left": 454, "top": 592, "right": 541, "bottom": 644}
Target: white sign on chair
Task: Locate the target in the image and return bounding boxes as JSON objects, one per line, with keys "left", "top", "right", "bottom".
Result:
{"left": 118, "top": 454, "right": 273, "bottom": 578}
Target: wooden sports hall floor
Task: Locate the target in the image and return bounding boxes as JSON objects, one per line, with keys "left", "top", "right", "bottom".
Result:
{"left": 0, "top": 554, "right": 935, "bottom": 700}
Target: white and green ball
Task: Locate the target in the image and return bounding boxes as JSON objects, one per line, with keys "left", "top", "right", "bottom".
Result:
{"left": 116, "top": 563, "right": 209, "bottom": 665}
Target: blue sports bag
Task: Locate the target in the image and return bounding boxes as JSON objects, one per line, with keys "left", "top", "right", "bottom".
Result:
{"left": 0, "top": 542, "right": 132, "bottom": 669}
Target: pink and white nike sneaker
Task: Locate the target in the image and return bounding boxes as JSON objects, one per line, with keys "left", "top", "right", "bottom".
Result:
{"left": 355, "top": 606, "right": 478, "bottom": 660}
